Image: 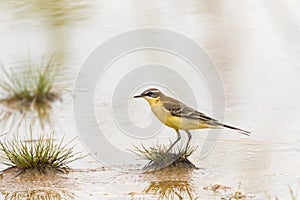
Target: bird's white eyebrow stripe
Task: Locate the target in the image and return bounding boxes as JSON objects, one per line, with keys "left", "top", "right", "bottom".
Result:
{"left": 144, "top": 89, "right": 160, "bottom": 93}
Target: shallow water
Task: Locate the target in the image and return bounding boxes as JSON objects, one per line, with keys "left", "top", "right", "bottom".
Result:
{"left": 1, "top": 0, "right": 300, "bottom": 199}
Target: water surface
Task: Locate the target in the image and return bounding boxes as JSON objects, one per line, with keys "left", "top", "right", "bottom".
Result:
{"left": 1, "top": 0, "right": 300, "bottom": 199}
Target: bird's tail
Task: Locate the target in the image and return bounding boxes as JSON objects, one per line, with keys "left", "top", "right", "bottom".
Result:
{"left": 216, "top": 122, "right": 251, "bottom": 136}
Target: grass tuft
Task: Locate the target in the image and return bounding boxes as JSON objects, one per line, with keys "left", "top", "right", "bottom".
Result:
{"left": 0, "top": 55, "right": 67, "bottom": 129}
{"left": 131, "top": 144, "right": 198, "bottom": 172}
{"left": 0, "top": 131, "right": 84, "bottom": 175}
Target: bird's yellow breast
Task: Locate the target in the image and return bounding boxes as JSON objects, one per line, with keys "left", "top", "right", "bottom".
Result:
{"left": 164, "top": 115, "right": 210, "bottom": 130}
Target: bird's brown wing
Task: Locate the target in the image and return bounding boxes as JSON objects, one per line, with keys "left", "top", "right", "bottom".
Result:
{"left": 162, "top": 97, "right": 218, "bottom": 124}
{"left": 162, "top": 97, "right": 251, "bottom": 135}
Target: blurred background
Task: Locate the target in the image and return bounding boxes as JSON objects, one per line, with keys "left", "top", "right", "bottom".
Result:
{"left": 0, "top": 0, "right": 300, "bottom": 199}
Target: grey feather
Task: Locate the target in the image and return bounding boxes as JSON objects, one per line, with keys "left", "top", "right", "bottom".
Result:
{"left": 161, "top": 96, "right": 218, "bottom": 124}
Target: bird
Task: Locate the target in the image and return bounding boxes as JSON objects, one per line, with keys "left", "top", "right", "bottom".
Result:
{"left": 134, "top": 88, "right": 250, "bottom": 152}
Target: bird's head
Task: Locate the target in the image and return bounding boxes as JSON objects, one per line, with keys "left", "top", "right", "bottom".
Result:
{"left": 134, "top": 88, "right": 164, "bottom": 105}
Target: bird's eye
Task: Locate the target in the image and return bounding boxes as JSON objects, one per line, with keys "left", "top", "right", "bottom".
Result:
{"left": 146, "top": 92, "right": 153, "bottom": 96}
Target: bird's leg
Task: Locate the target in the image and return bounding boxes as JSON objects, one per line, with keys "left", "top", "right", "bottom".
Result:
{"left": 184, "top": 130, "right": 192, "bottom": 152}
{"left": 167, "top": 129, "right": 181, "bottom": 152}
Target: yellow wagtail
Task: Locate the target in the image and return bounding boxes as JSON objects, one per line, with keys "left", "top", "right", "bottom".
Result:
{"left": 134, "top": 88, "right": 250, "bottom": 151}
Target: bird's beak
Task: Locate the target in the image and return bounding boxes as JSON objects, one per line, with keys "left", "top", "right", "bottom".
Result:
{"left": 134, "top": 94, "right": 144, "bottom": 98}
